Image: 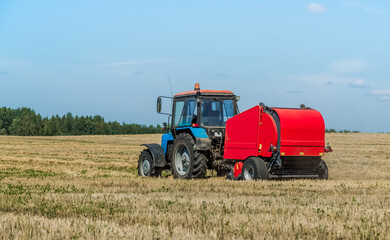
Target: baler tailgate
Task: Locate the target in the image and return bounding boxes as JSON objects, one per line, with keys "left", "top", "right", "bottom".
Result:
{"left": 274, "top": 108, "right": 326, "bottom": 157}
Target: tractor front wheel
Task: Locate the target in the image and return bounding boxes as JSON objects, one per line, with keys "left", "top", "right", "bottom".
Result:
{"left": 138, "top": 150, "right": 161, "bottom": 177}
{"left": 171, "top": 133, "right": 207, "bottom": 179}
{"left": 241, "top": 157, "right": 268, "bottom": 181}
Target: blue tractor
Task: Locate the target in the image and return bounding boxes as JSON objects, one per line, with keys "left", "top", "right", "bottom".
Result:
{"left": 138, "top": 83, "right": 240, "bottom": 179}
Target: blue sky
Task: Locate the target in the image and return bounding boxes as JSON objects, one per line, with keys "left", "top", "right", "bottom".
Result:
{"left": 0, "top": 1, "right": 389, "bottom": 132}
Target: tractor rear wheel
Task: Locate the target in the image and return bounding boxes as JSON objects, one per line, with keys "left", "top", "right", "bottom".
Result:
{"left": 171, "top": 133, "right": 207, "bottom": 179}
{"left": 317, "top": 159, "right": 328, "bottom": 179}
{"left": 241, "top": 157, "right": 268, "bottom": 181}
{"left": 138, "top": 150, "right": 161, "bottom": 177}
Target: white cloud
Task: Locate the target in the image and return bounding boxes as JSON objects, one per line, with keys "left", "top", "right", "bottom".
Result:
{"left": 331, "top": 59, "right": 370, "bottom": 73}
{"left": 307, "top": 3, "right": 326, "bottom": 13}
{"left": 369, "top": 89, "right": 390, "bottom": 96}
{"left": 284, "top": 58, "right": 377, "bottom": 102}
{"left": 369, "top": 89, "right": 390, "bottom": 101}
{"left": 101, "top": 59, "right": 175, "bottom": 67}
{"left": 345, "top": 2, "right": 382, "bottom": 13}
{"left": 297, "top": 73, "right": 333, "bottom": 84}
{"left": 349, "top": 79, "right": 369, "bottom": 88}
{"left": 298, "top": 73, "right": 366, "bottom": 87}
{"left": 379, "top": 96, "right": 390, "bottom": 101}
{"left": 290, "top": 59, "right": 371, "bottom": 86}
{"left": 286, "top": 90, "right": 303, "bottom": 94}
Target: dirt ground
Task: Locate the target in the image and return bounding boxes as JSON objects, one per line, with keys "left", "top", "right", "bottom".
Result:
{"left": 0, "top": 133, "right": 389, "bottom": 239}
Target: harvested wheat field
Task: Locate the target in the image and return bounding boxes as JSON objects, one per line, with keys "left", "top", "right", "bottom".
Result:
{"left": 0, "top": 133, "right": 389, "bottom": 239}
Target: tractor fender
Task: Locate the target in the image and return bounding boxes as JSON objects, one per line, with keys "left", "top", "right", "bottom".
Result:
{"left": 176, "top": 127, "right": 211, "bottom": 151}
{"left": 191, "top": 127, "right": 211, "bottom": 151}
{"left": 141, "top": 144, "right": 166, "bottom": 167}
{"left": 195, "top": 137, "right": 211, "bottom": 151}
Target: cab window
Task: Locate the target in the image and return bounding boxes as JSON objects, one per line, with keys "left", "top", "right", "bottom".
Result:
{"left": 173, "top": 98, "right": 197, "bottom": 127}
{"left": 201, "top": 99, "right": 235, "bottom": 126}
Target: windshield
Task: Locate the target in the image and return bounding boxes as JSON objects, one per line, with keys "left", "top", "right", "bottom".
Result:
{"left": 200, "top": 99, "right": 235, "bottom": 127}
{"left": 174, "top": 98, "right": 197, "bottom": 127}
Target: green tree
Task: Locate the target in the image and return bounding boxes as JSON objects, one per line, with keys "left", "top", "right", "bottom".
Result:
{"left": 0, "top": 106, "right": 164, "bottom": 136}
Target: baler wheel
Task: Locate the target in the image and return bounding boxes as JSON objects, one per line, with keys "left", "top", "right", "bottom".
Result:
{"left": 317, "top": 159, "right": 329, "bottom": 180}
{"left": 138, "top": 150, "right": 161, "bottom": 177}
{"left": 171, "top": 133, "right": 207, "bottom": 179}
{"left": 242, "top": 157, "right": 268, "bottom": 181}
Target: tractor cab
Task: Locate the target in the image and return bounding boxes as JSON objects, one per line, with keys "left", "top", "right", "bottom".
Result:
{"left": 168, "top": 84, "right": 239, "bottom": 161}
{"left": 157, "top": 83, "right": 239, "bottom": 137}
{"left": 172, "top": 84, "right": 239, "bottom": 129}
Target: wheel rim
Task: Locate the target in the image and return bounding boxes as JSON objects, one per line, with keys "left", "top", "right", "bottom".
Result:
{"left": 243, "top": 165, "right": 254, "bottom": 180}
{"left": 174, "top": 145, "right": 190, "bottom": 176}
{"left": 142, "top": 158, "right": 151, "bottom": 176}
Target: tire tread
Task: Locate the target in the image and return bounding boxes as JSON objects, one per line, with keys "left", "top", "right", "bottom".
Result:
{"left": 172, "top": 133, "right": 207, "bottom": 179}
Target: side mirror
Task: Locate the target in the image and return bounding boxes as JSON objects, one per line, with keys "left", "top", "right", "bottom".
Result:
{"left": 236, "top": 96, "right": 240, "bottom": 102}
{"left": 156, "top": 96, "right": 173, "bottom": 116}
{"left": 157, "top": 97, "right": 162, "bottom": 113}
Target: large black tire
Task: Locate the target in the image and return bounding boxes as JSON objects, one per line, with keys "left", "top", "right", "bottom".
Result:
{"left": 171, "top": 133, "right": 207, "bottom": 179}
{"left": 166, "top": 144, "right": 173, "bottom": 163}
{"left": 138, "top": 150, "right": 161, "bottom": 177}
{"left": 317, "top": 159, "right": 329, "bottom": 180}
{"left": 241, "top": 157, "right": 268, "bottom": 181}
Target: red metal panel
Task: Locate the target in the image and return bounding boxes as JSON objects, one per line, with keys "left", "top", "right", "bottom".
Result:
{"left": 233, "top": 162, "right": 243, "bottom": 178}
{"left": 281, "top": 146, "right": 324, "bottom": 156}
{"left": 258, "top": 110, "right": 278, "bottom": 158}
{"left": 273, "top": 108, "right": 325, "bottom": 157}
{"left": 223, "top": 106, "right": 260, "bottom": 160}
{"left": 224, "top": 106, "right": 326, "bottom": 160}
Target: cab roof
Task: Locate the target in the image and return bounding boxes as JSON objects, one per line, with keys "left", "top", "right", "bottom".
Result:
{"left": 174, "top": 90, "right": 234, "bottom": 97}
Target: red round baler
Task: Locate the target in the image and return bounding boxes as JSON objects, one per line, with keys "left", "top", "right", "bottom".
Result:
{"left": 224, "top": 105, "right": 329, "bottom": 180}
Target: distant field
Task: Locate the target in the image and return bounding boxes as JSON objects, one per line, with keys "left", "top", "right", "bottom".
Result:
{"left": 0, "top": 133, "right": 389, "bottom": 239}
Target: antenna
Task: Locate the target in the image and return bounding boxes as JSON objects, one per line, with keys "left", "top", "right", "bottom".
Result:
{"left": 167, "top": 74, "right": 173, "bottom": 97}
{"left": 167, "top": 74, "right": 173, "bottom": 112}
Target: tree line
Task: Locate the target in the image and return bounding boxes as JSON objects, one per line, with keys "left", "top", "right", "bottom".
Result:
{"left": 325, "top": 129, "right": 360, "bottom": 133}
{"left": 0, "top": 107, "right": 164, "bottom": 136}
